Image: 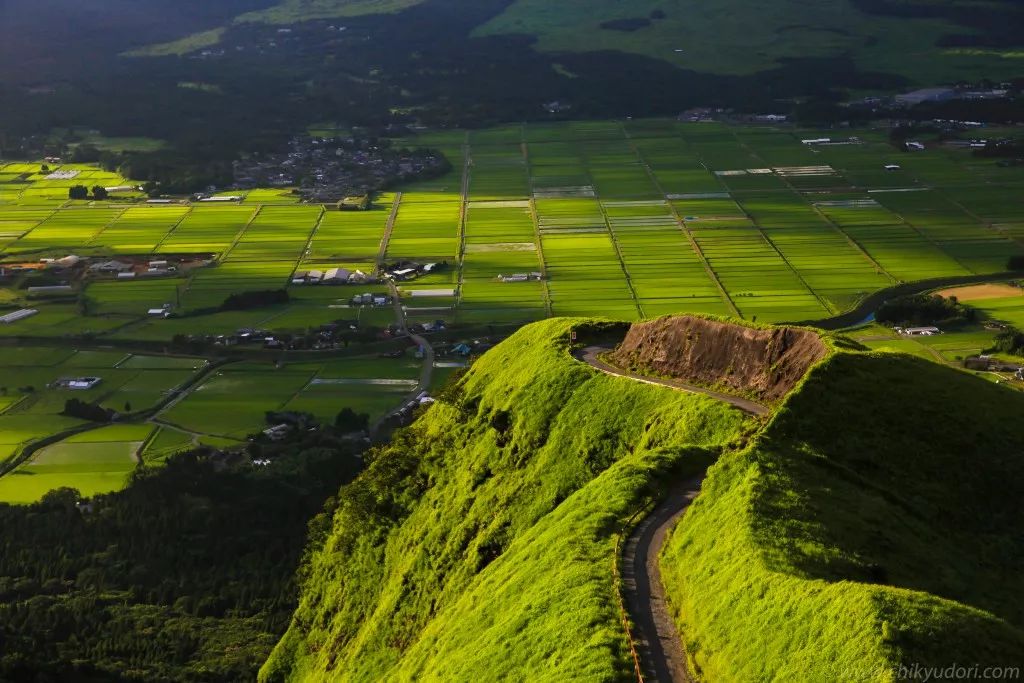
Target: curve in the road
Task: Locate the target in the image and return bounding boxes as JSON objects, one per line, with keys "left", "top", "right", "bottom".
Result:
{"left": 578, "top": 346, "right": 768, "bottom": 416}
{"left": 371, "top": 281, "right": 435, "bottom": 435}
{"left": 577, "top": 345, "right": 763, "bottom": 681}
{"left": 621, "top": 478, "right": 705, "bottom": 683}
{"left": 793, "top": 270, "right": 1024, "bottom": 330}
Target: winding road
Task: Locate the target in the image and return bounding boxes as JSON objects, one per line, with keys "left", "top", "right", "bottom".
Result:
{"left": 622, "top": 478, "right": 705, "bottom": 683}
{"left": 577, "top": 346, "right": 768, "bottom": 416}
{"left": 578, "top": 346, "right": 766, "bottom": 681}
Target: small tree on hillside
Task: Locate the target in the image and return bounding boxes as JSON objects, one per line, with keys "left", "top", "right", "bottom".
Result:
{"left": 92, "top": 185, "right": 109, "bottom": 200}
{"left": 68, "top": 185, "right": 89, "bottom": 200}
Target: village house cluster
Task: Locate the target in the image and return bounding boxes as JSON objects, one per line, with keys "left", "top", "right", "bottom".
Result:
{"left": 0, "top": 254, "right": 207, "bottom": 313}
{"left": 291, "top": 267, "right": 373, "bottom": 286}
{"left": 51, "top": 377, "right": 102, "bottom": 390}
{"left": 382, "top": 260, "right": 448, "bottom": 281}
{"left": 233, "top": 135, "right": 449, "bottom": 203}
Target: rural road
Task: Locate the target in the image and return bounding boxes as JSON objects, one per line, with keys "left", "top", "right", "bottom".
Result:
{"left": 577, "top": 344, "right": 764, "bottom": 681}
{"left": 577, "top": 346, "right": 768, "bottom": 416}
{"left": 796, "top": 270, "right": 1024, "bottom": 330}
{"left": 371, "top": 281, "right": 435, "bottom": 433}
{"left": 622, "top": 477, "right": 705, "bottom": 683}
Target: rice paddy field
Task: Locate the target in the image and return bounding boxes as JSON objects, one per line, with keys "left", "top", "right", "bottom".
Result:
{"left": 2, "top": 119, "right": 1023, "bottom": 501}
{"left": 0, "top": 424, "right": 152, "bottom": 504}
{"left": 160, "top": 356, "right": 423, "bottom": 439}
{"left": 0, "top": 349, "right": 210, "bottom": 503}
{"left": 0, "top": 348, "right": 205, "bottom": 462}
{"left": 0, "top": 345, "right": 428, "bottom": 501}
{"left": 3, "top": 120, "right": 1023, "bottom": 336}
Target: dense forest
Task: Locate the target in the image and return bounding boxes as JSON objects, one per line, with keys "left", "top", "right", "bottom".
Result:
{"left": 0, "top": 439, "right": 363, "bottom": 682}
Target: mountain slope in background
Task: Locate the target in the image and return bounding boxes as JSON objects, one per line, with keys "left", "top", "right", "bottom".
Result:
{"left": 477, "top": 0, "right": 1024, "bottom": 83}
{"left": 112, "top": 0, "right": 1024, "bottom": 84}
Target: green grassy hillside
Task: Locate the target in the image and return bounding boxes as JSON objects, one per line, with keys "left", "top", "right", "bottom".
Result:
{"left": 477, "top": 0, "right": 1024, "bottom": 83}
{"left": 121, "top": 0, "right": 1024, "bottom": 84}
{"left": 264, "top": 316, "right": 1024, "bottom": 681}
{"left": 662, "top": 351, "right": 1024, "bottom": 680}
{"left": 259, "top": 318, "right": 751, "bottom": 681}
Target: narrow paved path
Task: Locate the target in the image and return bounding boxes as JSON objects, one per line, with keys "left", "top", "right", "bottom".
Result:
{"left": 578, "top": 346, "right": 768, "bottom": 416}
{"left": 371, "top": 282, "right": 435, "bottom": 434}
{"left": 622, "top": 477, "right": 705, "bottom": 683}
{"left": 577, "top": 345, "right": 764, "bottom": 681}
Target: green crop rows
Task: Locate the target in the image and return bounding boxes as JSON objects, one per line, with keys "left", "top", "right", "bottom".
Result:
{"left": 2, "top": 119, "right": 1023, "bottom": 334}
{"left": 1, "top": 119, "right": 1022, "bottom": 502}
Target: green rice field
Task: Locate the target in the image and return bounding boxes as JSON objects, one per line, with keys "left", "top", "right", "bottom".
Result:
{"left": 160, "top": 356, "right": 422, "bottom": 439}
{"left": 0, "top": 349, "right": 204, "bottom": 466}
{"left": 3, "top": 120, "right": 1023, "bottom": 334}
{"left": 2, "top": 119, "right": 1023, "bottom": 501}
{"left": 0, "top": 423, "right": 153, "bottom": 503}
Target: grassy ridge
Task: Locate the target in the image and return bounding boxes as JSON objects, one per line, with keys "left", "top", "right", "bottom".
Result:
{"left": 662, "top": 352, "right": 1024, "bottom": 680}
{"left": 260, "top": 318, "right": 749, "bottom": 681}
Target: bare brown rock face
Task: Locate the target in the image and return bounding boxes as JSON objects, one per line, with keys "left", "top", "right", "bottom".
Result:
{"left": 607, "top": 316, "right": 827, "bottom": 403}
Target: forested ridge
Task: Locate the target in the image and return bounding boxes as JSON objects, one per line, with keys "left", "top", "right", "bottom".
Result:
{"left": 0, "top": 443, "right": 362, "bottom": 682}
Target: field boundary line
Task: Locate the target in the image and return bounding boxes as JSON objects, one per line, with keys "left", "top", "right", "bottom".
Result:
{"left": 150, "top": 358, "right": 233, "bottom": 421}
{"left": 219, "top": 205, "right": 263, "bottom": 262}
{"left": 83, "top": 205, "right": 130, "bottom": 247}
{"left": 0, "top": 395, "right": 28, "bottom": 416}
{"left": 276, "top": 370, "right": 321, "bottom": 413}
{"left": 11, "top": 207, "right": 60, "bottom": 245}
{"left": 725, "top": 128, "right": 899, "bottom": 285}
{"left": 150, "top": 205, "right": 194, "bottom": 254}
{"left": 582, "top": 133, "right": 643, "bottom": 319}
{"left": 455, "top": 134, "right": 471, "bottom": 310}
{"left": 897, "top": 213, "right": 978, "bottom": 275}
{"left": 719, "top": 131, "right": 873, "bottom": 311}
{"left": 804, "top": 200, "right": 898, "bottom": 282}
{"left": 942, "top": 193, "right": 1024, "bottom": 250}
{"left": 733, "top": 131, "right": 892, "bottom": 286}
{"left": 0, "top": 422, "right": 107, "bottom": 481}
{"left": 623, "top": 124, "right": 741, "bottom": 318}
{"left": 521, "top": 128, "right": 553, "bottom": 317}
{"left": 874, "top": 157, "right": 1008, "bottom": 275}
{"left": 730, "top": 197, "right": 836, "bottom": 316}
{"left": 295, "top": 205, "right": 327, "bottom": 277}
{"left": 137, "top": 426, "right": 161, "bottom": 461}
{"left": 376, "top": 192, "right": 403, "bottom": 272}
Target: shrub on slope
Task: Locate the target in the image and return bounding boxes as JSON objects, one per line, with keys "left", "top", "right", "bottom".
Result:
{"left": 260, "top": 318, "right": 749, "bottom": 681}
{"left": 662, "top": 352, "right": 1024, "bottom": 681}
